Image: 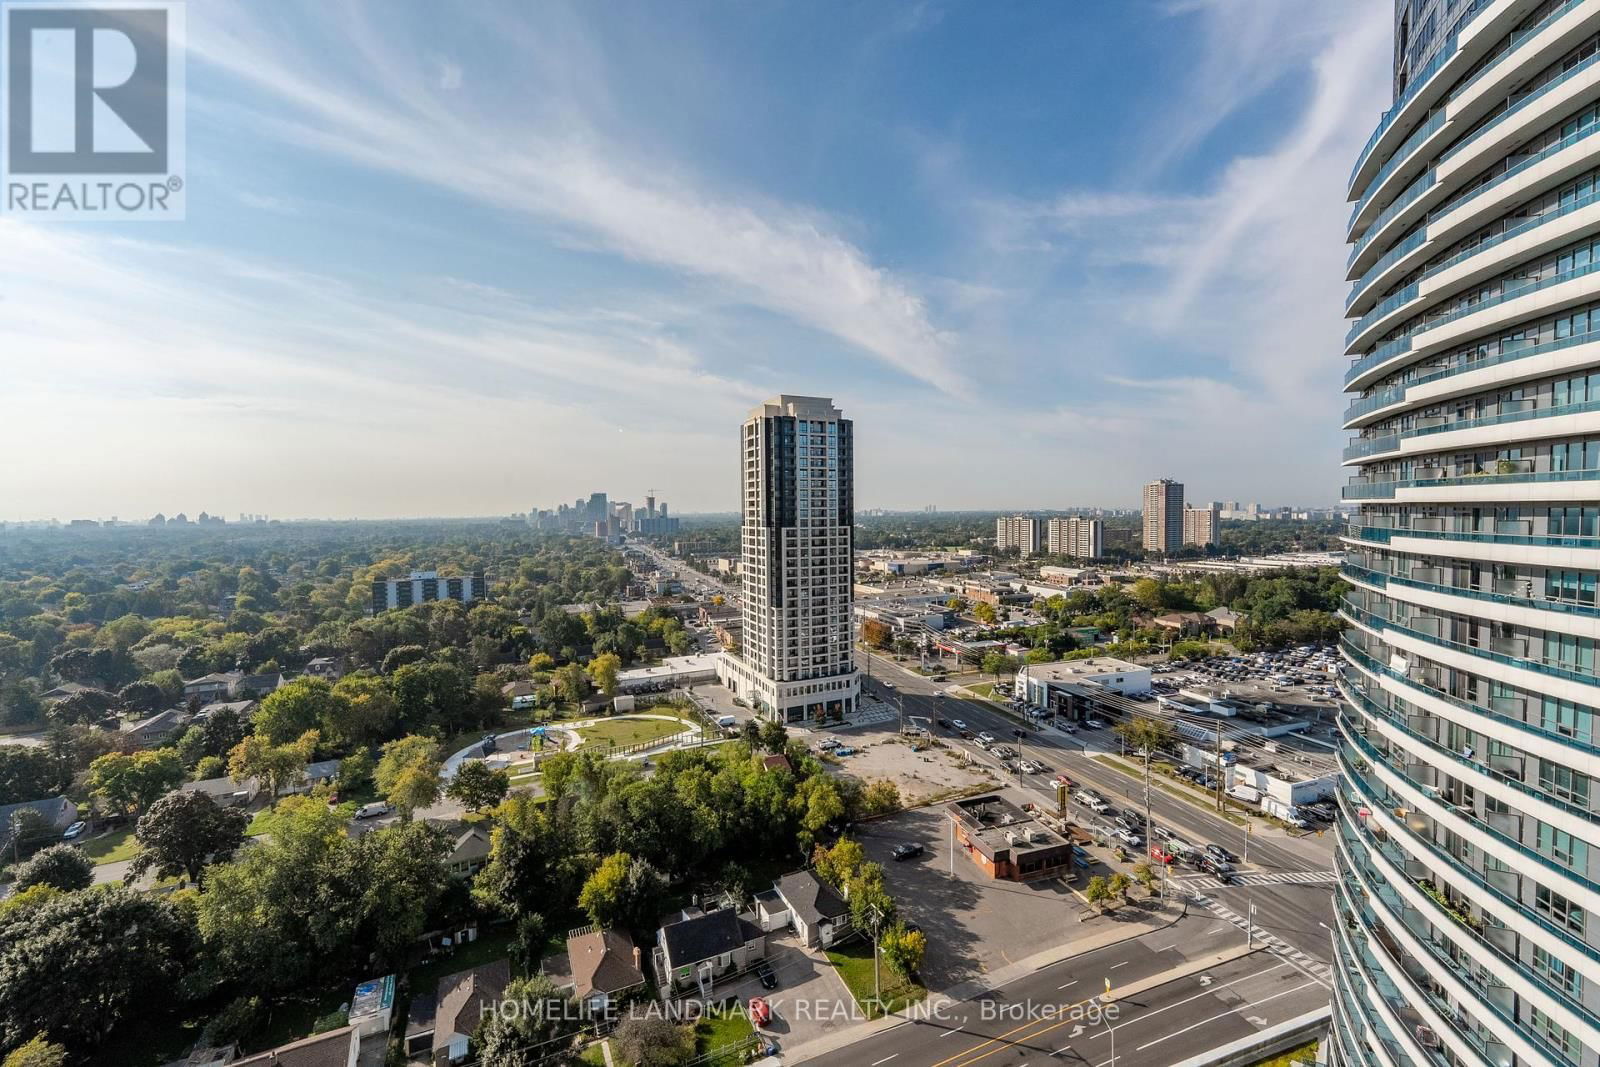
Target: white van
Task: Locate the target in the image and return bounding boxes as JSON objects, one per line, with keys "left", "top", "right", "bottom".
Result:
{"left": 716, "top": 714, "right": 738, "bottom": 728}
{"left": 354, "top": 802, "right": 391, "bottom": 820}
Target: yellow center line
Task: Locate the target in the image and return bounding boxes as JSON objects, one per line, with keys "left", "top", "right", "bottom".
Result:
{"left": 925, "top": 992, "right": 1106, "bottom": 1067}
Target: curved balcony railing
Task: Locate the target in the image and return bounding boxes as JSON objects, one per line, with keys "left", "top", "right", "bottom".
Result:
{"left": 1346, "top": 335, "right": 1416, "bottom": 388}
{"left": 1341, "top": 601, "right": 1599, "bottom": 688}
{"left": 1339, "top": 635, "right": 1600, "bottom": 761}
{"left": 1343, "top": 522, "right": 1600, "bottom": 551}
{"left": 1344, "top": 723, "right": 1600, "bottom": 904}
{"left": 1337, "top": 759, "right": 1600, "bottom": 976}
{"left": 1344, "top": 385, "right": 1409, "bottom": 424}
{"left": 1351, "top": 112, "right": 1447, "bottom": 233}
{"left": 1347, "top": 396, "right": 1600, "bottom": 463}
{"left": 1343, "top": 480, "right": 1400, "bottom": 500}
{"left": 1347, "top": 282, "right": 1422, "bottom": 348}
{"left": 1349, "top": 229, "right": 1428, "bottom": 311}
{"left": 1440, "top": 42, "right": 1600, "bottom": 168}
{"left": 1337, "top": 828, "right": 1600, "bottom": 1056}
{"left": 1341, "top": 559, "right": 1600, "bottom": 619}
{"left": 1341, "top": 679, "right": 1599, "bottom": 825}
{"left": 1351, "top": 171, "right": 1437, "bottom": 265}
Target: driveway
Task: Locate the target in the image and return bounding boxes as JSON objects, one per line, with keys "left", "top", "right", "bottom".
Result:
{"left": 696, "top": 934, "right": 860, "bottom": 1052}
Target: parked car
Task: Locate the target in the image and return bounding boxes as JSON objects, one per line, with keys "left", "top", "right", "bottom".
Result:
{"left": 977, "top": 732, "right": 996, "bottom": 745}
{"left": 892, "top": 842, "right": 926, "bottom": 862}
{"left": 754, "top": 961, "right": 778, "bottom": 990}
{"left": 1084, "top": 717, "right": 1110, "bottom": 730}
{"left": 950, "top": 719, "right": 967, "bottom": 731}
{"left": 1112, "top": 828, "right": 1143, "bottom": 848}
{"left": 354, "top": 802, "right": 391, "bottom": 819}
{"left": 61, "top": 821, "right": 87, "bottom": 841}
{"left": 749, "top": 996, "right": 771, "bottom": 1027}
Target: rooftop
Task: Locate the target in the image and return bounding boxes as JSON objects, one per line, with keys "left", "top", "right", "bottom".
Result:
{"left": 945, "top": 795, "right": 1071, "bottom": 861}
{"left": 1024, "top": 657, "right": 1145, "bottom": 681}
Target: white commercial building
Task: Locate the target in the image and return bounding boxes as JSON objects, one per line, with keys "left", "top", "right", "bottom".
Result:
{"left": 1336, "top": 4, "right": 1600, "bottom": 1066}
{"left": 717, "top": 396, "right": 860, "bottom": 723}
{"left": 1014, "top": 657, "right": 1151, "bottom": 706}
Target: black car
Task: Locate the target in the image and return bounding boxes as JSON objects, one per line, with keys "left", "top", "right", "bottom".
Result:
{"left": 754, "top": 960, "right": 778, "bottom": 990}
{"left": 936, "top": 717, "right": 951, "bottom": 728}
{"left": 892, "top": 842, "right": 926, "bottom": 862}
{"left": 1204, "top": 843, "right": 1235, "bottom": 863}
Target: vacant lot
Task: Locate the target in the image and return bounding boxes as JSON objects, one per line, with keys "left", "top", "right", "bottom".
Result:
{"left": 826, "top": 727, "right": 996, "bottom": 807}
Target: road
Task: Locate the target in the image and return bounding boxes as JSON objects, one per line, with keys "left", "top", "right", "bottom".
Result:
{"left": 800, "top": 921, "right": 1329, "bottom": 1067}
{"left": 858, "top": 656, "right": 1336, "bottom": 986}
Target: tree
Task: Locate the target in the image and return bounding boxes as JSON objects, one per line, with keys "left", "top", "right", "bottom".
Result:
{"left": 375, "top": 736, "right": 442, "bottom": 820}
{"left": 612, "top": 1015, "right": 695, "bottom": 1067}
{"left": 578, "top": 851, "right": 667, "bottom": 932}
{"left": 586, "top": 652, "right": 622, "bottom": 699}
{"left": 508, "top": 912, "right": 548, "bottom": 974}
{"left": 381, "top": 643, "right": 428, "bottom": 674}
{"left": 0, "top": 747, "right": 67, "bottom": 806}
{"left": 254, "top": 677, "right": 346, "bottom": 746}
{"left": 980, "top": 651, "right": 1016, "bottom": 679}
{"left": 1133, "top": 862, "right": 1158, "bottom": 897}
{"left": 757, "top": 719, "right": 789, "bottom": 754}
{"left": 860, "top": 618, "right": 893, "bottom": 650}
{"left": 46, "top": 688, "right": 116, "bottom": 726}
{"left": 11, "top": 844, "right": 92, "bottom": 892}
{"left": 128, "top": 789, "right": 247, "bottom": 887}
{"left": 87, "top": 749, "right": 185, "bottom": 816}
{"left": 474, "top": 974, "right": 581, "bottom": 1067}
{"left": 326, "top": 674, "right": 397, "bottom": 747}
{"left": 880, "top": 921, "right": 926, "bottom": 979}
{"left": 0, "top": 887, "right": 197, "bottom": 1050}
{"left": 1108, "top": 872, "right": 1132, "bottom": 904}
{"left": 447, "top": 760, "right": 511, "bottom": 813}
{"left": 972, "top": 601, "right": 997, "bottom": 626}
{"left": 859, "top": 780, "right": 901, "bottom": 818}
{"left": 3, "top": 1035, "right": 67, "bottom": 1067}
{"left": 552, "top": 662, "right": 588, "bottom": 706}
{"left": 337, "top": 749, "right": 375, "bottom": 794}
{"left": 227, "top": 729, "right": 318, "bottom": 797}
{"left": 1084, "top": 875, "right": 1111, "bottom": 912}
{"left": 812, "top": 837, "right": 866, "bottom": 888}
{"left": 117, "top": 679, "right": 167, "bottom": 714}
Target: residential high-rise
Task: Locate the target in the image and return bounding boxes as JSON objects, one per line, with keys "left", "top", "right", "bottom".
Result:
{"left": 1181, "top": 505, "right": 1219, "bottom": 547}
{"left": 1336, "top": 4, "right": 1600, "bottom": 1066}
{"left": 1045, "top": 516, "right": 1104, "bottom": 558}
{"left": 716, "top": 396, "right": 859, "bottom": 723}
{"left": 995, "top": 515, "right": 1047, "bottom": 556}
{"left": 370, "top": 570, "right": 489, "bottom": 613}
{"left": 1141, "top": 479, "right": 1183, "bottom": 553}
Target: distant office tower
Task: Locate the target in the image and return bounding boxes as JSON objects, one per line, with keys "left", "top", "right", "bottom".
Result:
{"left": 1334, "top": 4, "right": 1600, "bottom": 1067}
{"left": 370, "top": 570, "right": 488, "bottom": 613}
{"left": 586, "top": 492, "right": 608, "bottom": 520}
{"left": 1045, "top": 516, "right": 1104, "bottom": 558}
{"left": 1181, "top": 505, "right": 1219, "bottom": 547}
{"left": 1141, "top": 479, "right": 1184, "bottom": 553}
{"left": 717, "top": 396, "right": 859, "bottom": 723}
{"left": 995, "top": 515, "right": 1047, "bottom": 556}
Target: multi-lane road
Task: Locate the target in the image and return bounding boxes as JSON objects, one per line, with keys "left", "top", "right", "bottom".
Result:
{"left": 858, "top": 657, "right": 1337, "bottom": 985}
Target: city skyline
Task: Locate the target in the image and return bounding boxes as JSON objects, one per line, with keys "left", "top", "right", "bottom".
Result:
{"left": 0, "top": 0, "right": 1391, "bottom": 519}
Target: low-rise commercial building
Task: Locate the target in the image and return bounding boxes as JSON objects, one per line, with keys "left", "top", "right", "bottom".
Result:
{"left": 946, "top": 795, "right": 1076, "bottom": 882}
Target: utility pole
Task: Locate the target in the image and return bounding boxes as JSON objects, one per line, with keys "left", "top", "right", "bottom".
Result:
{"left": 1214, "top": 720, "right": 1224, "bottom": 812}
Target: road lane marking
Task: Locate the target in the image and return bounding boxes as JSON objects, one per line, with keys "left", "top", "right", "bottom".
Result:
{"left": 940, "top": 1027, "right": 964, "bottom": 1039}
{"left": 1133, "top": 979, "right": 1320, "bottom": 1051}
{"left": 1058, "top": 980, "right": 1078, "bottom": 990}
{"left": 1109, "top": 961, "right": 1128, "bottom": 969}
{"left": 872, "top": 1056, "right": 899, "bottom": 1065}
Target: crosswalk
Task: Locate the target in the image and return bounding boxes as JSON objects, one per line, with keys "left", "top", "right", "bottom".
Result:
{"left": 1173, "top": 869, "right": 1338, "bottom": 891}
{"left": 1188, "top": 889, "right": 1335, "bottom": 984}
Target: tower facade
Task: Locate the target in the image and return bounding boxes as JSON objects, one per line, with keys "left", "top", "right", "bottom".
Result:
{"left": 1336, "top": 3, "right": 1600, "bottom": 1066}
{"left": 1142, "top": 479, "right": 1184, "bottom": 553}
{"left": 717, "top": 396, "right": 860, "bottom": 723}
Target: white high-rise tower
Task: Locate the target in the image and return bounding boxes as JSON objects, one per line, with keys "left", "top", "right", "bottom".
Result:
{"left": 1336, "top": 3, "right": 1600, "bottom": 1066}
{"left": 716, "top": 395, "right": 860, "bottom": 723}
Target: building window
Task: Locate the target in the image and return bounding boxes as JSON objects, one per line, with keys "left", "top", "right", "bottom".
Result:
{"left": 1536, "top": 885, "right": 1586, "bottom": 934}
{"left": 1529, "top": 1006, "right": 1581, "bottom": 1064}
{"left": 1537, "top": 822, "right": 1587, "bottom": 871}
{"left": 1539, "top": 763, "right": 1592, "bottom": 807}
{"left": 1532, "top": 945, "right": 1582, "bottom": 997}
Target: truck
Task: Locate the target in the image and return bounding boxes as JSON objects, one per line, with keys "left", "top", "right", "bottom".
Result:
{"left": 1261, "top": 796, "right": 1308, "bottom": 828}
{"left": 1227, "top": 783, "right": 1262, "bottom": 804}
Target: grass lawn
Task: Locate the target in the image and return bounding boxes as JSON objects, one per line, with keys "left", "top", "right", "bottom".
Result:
{"left": 576, "top": 715, "right": 692, "bottom": 750}
{"left": 694, "top": 1011, "right": 756, "bottom": 1066}
{"left": 1251, "top": 1038, "right": 1322, "bottom": 1066}
{"left": 408, "top": 927, "right": 520, "bottom": 993}
{"left": 578, "top": 1041, "right": 609, "bottom": 1066}
{"left": 825, "top": 940, "right": 926, "bottom": 1020}
{"left": 79, "top": 826, "right": 139, "bottom": 865}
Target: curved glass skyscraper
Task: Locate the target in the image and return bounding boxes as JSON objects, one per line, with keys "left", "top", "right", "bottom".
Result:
{"left": 1338, "top": 2, "right": 1600, "bottom": 1066}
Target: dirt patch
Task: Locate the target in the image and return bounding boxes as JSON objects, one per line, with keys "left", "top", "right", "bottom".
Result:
{"left": 826, "top": 730, "right": 997, "bottom": 806}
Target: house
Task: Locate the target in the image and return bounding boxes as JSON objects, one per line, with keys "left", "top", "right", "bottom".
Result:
{"left": 404, "top": 993, "right": 437, "bottom": 1059}
{"left": 182, "top": 775, "right": 260, "bottom": 808}
{"left": 762, "top": 870, "right": 851, "bottom": 948}
{"left": 1205, "top": 607, "right": 1243, "bottom": 633}
{"left": 303, "top": 656, "right": 346, "bottom": 681}
{"left": 184, "top": 671, "right": 243, "bottom": 704}
{"left": 195, "top": 699, "right": 256, "bottom": 723}
{"left": 282, "top": 759, "right": 341, "bottom": 795}
{"left": 444, "top": 826, "right": 492, "bottom": 878}
{"left": 40, "top": 682, "right": 91, "bottom": 703}
{"left": 500, "top": 679, "right": 538, "bottom": 700}
{"left": 546, "top": 926, "right": 647, "bottom": 1014}
{"left": 1153, "top": 612, "right": 1216, "bottom": 638}
{"left": 0, "top": 796, "right": 77, "bottom": 847}
{"left": 761, "top": 754, "right": 793, "bottom": 774}
{"left": 122, "top": 709, "right": 186, "bottom": 747}
{"left": 430, "top": 960, "right": 511, "bottom": 1065}
{"left": 231, "top": 1025, "right": 359, "bottom": 1067}
{"left": 655, "top": 906, "right": 767, "bottom": 992}
{"left": 236, "top": 672, "right": 286, "bottom": 699}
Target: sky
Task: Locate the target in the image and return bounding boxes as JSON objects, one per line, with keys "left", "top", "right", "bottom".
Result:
{"left": 0, "top": 0, "right": 1394, "bottom": 520}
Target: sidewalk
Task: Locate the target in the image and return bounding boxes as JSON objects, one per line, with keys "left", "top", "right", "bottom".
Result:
{"left": 778, "top": 902, "right": 1215, "bottom": 1065}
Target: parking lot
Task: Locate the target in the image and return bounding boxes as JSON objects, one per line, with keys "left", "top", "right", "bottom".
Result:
{"left": 852, "top": 804, "right": 1120, "bottom": 991}
{"left": 699, "top": 934, "right": 858, "bottom": 1051}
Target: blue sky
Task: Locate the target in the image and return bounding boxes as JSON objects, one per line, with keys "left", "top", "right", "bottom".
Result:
{"left": 0, "top": 0, "right": 1392, "bottom": 519}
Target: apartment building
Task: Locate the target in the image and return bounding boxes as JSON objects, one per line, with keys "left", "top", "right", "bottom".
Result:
{"left": 1142, "top": 479, "right": 1184, "bottom": 553}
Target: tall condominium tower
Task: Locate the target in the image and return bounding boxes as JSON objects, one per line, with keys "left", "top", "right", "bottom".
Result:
{"left": 1336, "top": 3, "right": 1600, "bottom": 1066}
{"left": 716, "top": 396, "right": 860, "bottom": 723}
{"left": 995, "top": 515, "right": 1047, "bottom": 556}
{"left": 1142, "top": 479, "right": 1184, "bottom": 553}
{"left": 1182, "top": 505, "right": 1219, "bottom": 548}
{"left": 1045, "top": 516, "right": 1104, "bottom": 558}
